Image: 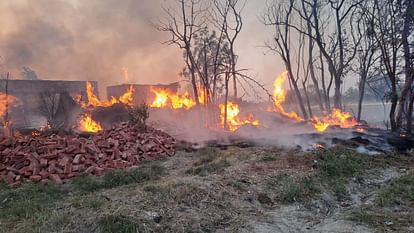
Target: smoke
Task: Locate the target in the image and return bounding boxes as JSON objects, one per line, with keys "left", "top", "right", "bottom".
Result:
{"left": 0, "top": 0, "right": 183, "bottom": 96}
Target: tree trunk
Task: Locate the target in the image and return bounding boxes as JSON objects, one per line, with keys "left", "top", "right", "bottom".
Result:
{"left": 307, "top": 29, "right": 324, "bottom": 112}
{"left": 407, "top": 91, "right": 414, "bottom": 133}
{"left": 395, "top": 3, "right": 413, "bottom": 130}
{"left": 302, "top": 82, "right": 313, "bottom": 118}
{"left": 224, "top": 74, "right": 230, "bottom": 130}
{"left": 320, "top": 52, "right": 329, "bottom": 112}
{"left": 390, "top": 80, "right": 398, "bottom": 132}
{"left": 287, "top": 69, "right": 308, "bottom": 120}
{"left": 357, "top": 73, "right": 367, "bottom": 121}
{"left": 333, "top": 76, "right": 342, "bottom": 109}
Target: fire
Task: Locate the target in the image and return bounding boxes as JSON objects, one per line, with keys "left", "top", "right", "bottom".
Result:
{"left": 0, "top": 93, "right": 17, "bottom": 117}
{"left": 220, "top": 101, "right": 260, "bottom": 132}
{"left": 78, "top": 113, "right": 102, "bottom": 133}
{"left": 311, "top": 108, "right": 359, "bottom": 132}
{"left": 122, "top": 68, "right": 129, "bottom": 82}
{"left": 150, "top": 89, "right": 169, "bottom": 108}
{"left": 150, "top": 88, "right": 195, "bottom": 110}
{"left": 198, "top": 87, "right": 206, "bottom": 105}
{"left": 272, "top": 71, "right": 304, "bottom": 122}
{"left": 118, "top": 85, "right": 135, "bottom": 105}
{"left": 79, "top": 81, "right": 135, "bottom": 108}
{"left": 171, "top": 92, "right": 195, "bottom": 109}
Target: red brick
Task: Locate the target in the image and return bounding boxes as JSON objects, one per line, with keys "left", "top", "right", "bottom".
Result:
{"left": 29, "top": 175, "right": 42, "bottom": 182}
{"left": 49, "top": 174, "right": 62, "bottom": 184}
{"left": 64, "top": 162, "right": 72, "bottom": 174}
{"left": 40, "top": 159, "right": 48, "bottom": 167}
{"left": 73, "top": 154, "right": 83, "bottom": 164}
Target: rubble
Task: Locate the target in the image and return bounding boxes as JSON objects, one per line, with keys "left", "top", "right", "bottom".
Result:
{"left": 0, "top": 122, "right": 176, "bottom": 185}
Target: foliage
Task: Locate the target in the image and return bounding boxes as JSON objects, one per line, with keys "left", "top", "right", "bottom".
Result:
{"left": 21, "top": 66, "right": 38, "bottom": 80}
{"left": 128, "top": 102, "right": 149, "bottom": 126}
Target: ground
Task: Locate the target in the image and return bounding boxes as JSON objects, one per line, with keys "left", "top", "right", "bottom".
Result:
{"left": 0, "top": 145, "right": 413, "bottom": 233}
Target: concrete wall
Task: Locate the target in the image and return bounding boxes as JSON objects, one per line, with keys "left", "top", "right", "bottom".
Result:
{"left": 0, "top": 79, "right": 98, "bottom": 128}
{"left": 0, "top": 79, "right": 98, "bottom": 96}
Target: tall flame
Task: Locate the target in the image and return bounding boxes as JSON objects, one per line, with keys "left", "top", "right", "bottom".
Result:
{"left": 272, "top": 71, "right": 304, "bottom": 122}
{"left": 198, "top": 87, "right": 206, "bottom": 105}
{"left": 79, "top": 81, "right": 135, "bottom": 108}
{"left": 150, "top": 88, "right": 195, "bottom": 110}
{"left": 122, "top": 67, "right": 129, "bottom": 83}
{"left": 220, "top": 101, "right": 260, "bottom": 132}
{"left": 311, "top": 108, "right": 358, "bottom": 132}
{"left": 78, "top": 113, "right": 102, "bottom": 133}
{"left": 0, "top": 93, "right": 17, "bottom": 117}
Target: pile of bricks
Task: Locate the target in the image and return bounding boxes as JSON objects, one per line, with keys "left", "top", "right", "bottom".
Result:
{"left": 0, "top": 122, "right": 176, "bottom": 186}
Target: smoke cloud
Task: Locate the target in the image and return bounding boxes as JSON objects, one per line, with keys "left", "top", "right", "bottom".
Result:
{"left": 0, "top": 0, "right": 283, "bottom": 99}
{"left": 0, "top": 0, "right": 183, "bottom": 95}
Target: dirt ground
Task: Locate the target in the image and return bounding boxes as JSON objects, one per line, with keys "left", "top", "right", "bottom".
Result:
{"left": 0, "top": 145, "right": 413, "bottom": 233}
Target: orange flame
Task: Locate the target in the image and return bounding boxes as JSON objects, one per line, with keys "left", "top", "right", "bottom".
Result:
{"left": 78, "top": 113, "right": 102, "bottom": 133}
{"left": 272, "top": 71, "right": 304, "bottom": 122}
{"left": 220, "top": 101, "right": 260, "bottom": 132}
{"left": 198, "top": 87, "right": 206, "bottom": 105}
{"left": 79, "top": 81, "right": 135, "bottom": 108}
{"left": 0, "top": 93, "right": 17, "bottom": 117}
{"left": 311, "top": 108, "right": 359, "bottom": 132}
{"left": 122, "top": 67, "right": 129, "bottom": 83}
{"left": 150, "top": 88, "right": 196, "bottom": 110}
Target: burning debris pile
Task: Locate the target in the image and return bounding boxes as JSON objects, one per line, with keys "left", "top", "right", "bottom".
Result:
{"left": 0, "top": 122, "right": 175, "bottom": 185}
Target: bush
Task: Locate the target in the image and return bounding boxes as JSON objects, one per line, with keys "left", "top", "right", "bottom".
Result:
{"left": 128, "top": 103, "right": 149, "bottom": 126}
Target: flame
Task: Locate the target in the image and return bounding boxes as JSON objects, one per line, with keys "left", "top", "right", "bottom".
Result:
{"left": 0, "top": 93, "right": 17, "bottom": 117}
{"left": 79, "top": 81, "right": 135, "bottom": 108}
{"left": 122, "top": 67, "right": 129, "bottom": 82}
{"left": 311, "top": 108, "right": 359, "bottom": 132}
{"left": 171, "top": 92, "right": 195, "bottom": 109}
{"left": 78, "top": 113, "right": 102, "bottom": 133}
{"left": 150, "top": 89, "right": 169, "bottom": 108}
{"left": 118, "top": 85, "right": 135, "bottom": 105}
{"left": 272, "top": 71, "right": 304, "bottom": 122}
{"left": 198, "top": 87, "right": 206, "bottom": 105}
{"left": 220, "top": 101, "right": 260, "bottom": 132}
{"left": 150, "top": 88, "right": 196, "bottom": 110}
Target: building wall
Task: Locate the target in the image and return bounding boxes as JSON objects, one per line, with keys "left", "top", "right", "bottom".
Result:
{"left": 0, "top": 79, "right": 98, "bottom": 128}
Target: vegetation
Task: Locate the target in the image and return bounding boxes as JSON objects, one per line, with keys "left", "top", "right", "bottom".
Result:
{"left": 71, "top": 163, "right": 166, "bottom": 192}
{"left": 128, "top": 102, "right": 150, "bottom": 126}
{"left": 349, "top": 172, "right": 414, "bottom": 232}
{"left": 98, "top": 215, "right": 154, "bottom": 233}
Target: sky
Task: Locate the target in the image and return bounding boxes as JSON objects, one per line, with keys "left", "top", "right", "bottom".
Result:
{"left": 0, "top": 0, "right": 295, "bottom": 98}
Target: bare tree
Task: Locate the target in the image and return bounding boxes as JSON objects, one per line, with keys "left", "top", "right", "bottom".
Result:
{"left": 354, "top": 0, "right": 379, "bottom": 120}
{"left": 39, "top": 92, "right": 60, "bottom": 127}
{"left": 157, "top": 0, "right": 206, "bottom": 105}
{"left": 396, "top": 0, "right": 414, "bottom": 132}
{"left": 370, "top": 0, "right": 404, "bottom": 131}
{"left": 263, "top": 0, "right": 309, "bottom": 120}
{"left": 213, "top": 0, "right": 244, "bottom": 99}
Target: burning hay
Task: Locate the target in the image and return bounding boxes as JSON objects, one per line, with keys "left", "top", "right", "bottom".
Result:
{"left": 0, "top": 122, "right": 175, "bottom": 185}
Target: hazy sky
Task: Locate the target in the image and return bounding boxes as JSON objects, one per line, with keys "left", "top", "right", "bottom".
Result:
{"left": 0, "top": 0, "right": 286, "bottom": 98}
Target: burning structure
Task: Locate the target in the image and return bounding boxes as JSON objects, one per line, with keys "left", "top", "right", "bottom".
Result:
{"left": 0, "top": 79, "right": 98, "bottom": 129}
{"left": 107, "top": 82, "right": 179, "bottom": 106}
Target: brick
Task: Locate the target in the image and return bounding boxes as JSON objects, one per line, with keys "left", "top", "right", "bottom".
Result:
{"left": 64, "top": 162, "right": 72, "bottom": 174}
{"left": 73, "top": 154, "right": 83, "bottom": 164}
{"left": 49, "top": 174, "right": 63, "bottom": 184}
{"left": 29, "top": 175, "right": 42, "bottom": 182}
{"left": 40, "top": 159, "right": 48, "bottom": 167}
